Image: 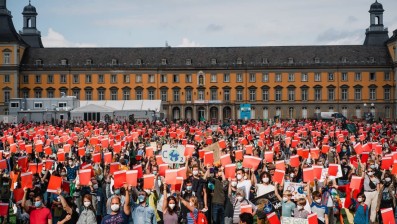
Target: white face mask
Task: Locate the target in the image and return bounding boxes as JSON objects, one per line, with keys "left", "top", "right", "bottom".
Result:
{"left": 111, "top": 204, "right": 120, "bottom": 212}
{"left": 231, "top": 181, "right": 237, "bottom": 187}
{"left": 262, "top": 177, "right": 269, "bottom": 183}
{"left": 236, "top": 174, "right": 242, "bottom": 180}
{"left": 357, "top": 197, "right": 363, "bottom": 202}
{"left": 236, "top": 196, "right": 243, "bottom": 201}
{"left": 290, "top": 173, "right": 295, "bottom": 178}
{"left": 189, "top": 202, "right": 194, "bottom": 207}
{"left": 283, "top": 197, "right": 288, "bottom": 202}
{"left": 84, "top": 201, "right": 91, "bottom": 207}
{"left": 315, "top": 199, "right": 321, "bottom": 204}
{"left": 145, "top": 189, "right": 151, "bottom": 195}
{"left": 168, "top": 204, "right": 175, "bottom": 209}
{"left": 367, "top": 172, "right": 374, "bottom": 176}
{"left": 193, "top": 170, "right": 199, "bottom": 176}
{"left": 243, "top": 175, "right": 248, "bottom": 180}
{"left": 297, "top": 205, "right": 303, "bottom": 210}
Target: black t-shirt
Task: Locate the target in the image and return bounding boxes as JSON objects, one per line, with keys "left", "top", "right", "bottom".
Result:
{"left": 60, "top": 209, "right": 79, "bottom": 224}
{"left": 340, "top": 165, "right": 351, "bottom": 180}
{"left": 191, "top": 177, "right": 205, "bottom": 202}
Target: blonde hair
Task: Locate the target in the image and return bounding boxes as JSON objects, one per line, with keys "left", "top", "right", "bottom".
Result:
{"left": 189, "top": 196, "right": 198, "bottom": 208}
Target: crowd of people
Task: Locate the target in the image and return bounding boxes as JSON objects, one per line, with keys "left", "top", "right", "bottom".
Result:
{"left": 0, "top": 117, "right": 395, "bottom": 224}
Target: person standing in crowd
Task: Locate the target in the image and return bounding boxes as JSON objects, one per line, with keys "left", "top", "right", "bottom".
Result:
{"left": 101, "top": 184, "right": 131, "bottom": 224}
{"left": 22, "top": 187, "right": 52, "bottom": 224}
{"left": 203, "top": 165, "right": 226, "bottom": 224}
{"left": 161, "top": 182, "right": 178, "bottom": 224}
{"left": 131, "top": 189, "right": 157, "bottom": 224}
{"left": 362, "top": 164, "right": 380, "bottom": 223}
{"left": 77, "top": 194, "right": 97, "bottom": 224}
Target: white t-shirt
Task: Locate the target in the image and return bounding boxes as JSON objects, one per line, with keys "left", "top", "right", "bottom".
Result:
{"left": 256, "top": 184, "right": 275, "bottom": 197}
{"left": 237, "top": 180, "right": 252, "bottom": 199}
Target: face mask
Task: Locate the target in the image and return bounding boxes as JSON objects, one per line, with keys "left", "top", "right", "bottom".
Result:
{"left": 341, "top": 162, "right": 347, "bottom": 165}
{"left": 145, "top": 189, "right": 151, "bottom": 195}
{"left": 68, "top": 162, "right": 73, "bottom": 166}
{"left": 61, "top": 172, "right": 66, "bottom": 176}
{"left": 114, "top": 189, "right": 120, "bottom": 195}
{"left": 331, "top": 148, "right": 335, "bottom": 152}
{"left": 385, "top": 177, "right": 391, "bottom": 182}
{"left": 138, "top": 195, "right": 146, "bottom": 203}
{"left": 357, "top": 197, "right": 363, "bottom": 202}
{"left": 370, "top": 165, "right": 376, "bottom": 169}
{"left": 41, "top": 170, "right": 46, "bottom": 174}
{"left": 231, "top": 181, "right": 237, "bottom": 187}
{"left": 315, "top": 199, "right": 321, "bottom": 204}
{"left": 297, "top": 205, "right": 303, "bottom": 210}
{"left": 283, "top": 197, "right": 288, "bottom": 202}
{"left": 168, "top": 203, "right": 175, "bottom": 209}
{"left": 193, "top": 170, "right": 199, "bottom": 176}
{"left": 342, "top": 149, "right": 347, "bottom": 152}
{"left": 244, "top": 168, "right": 249, "bottom": 173}
{"left": 236, "top": 174, "right": 242, "bottom": 180}
{"left": 189, "top": 202, "right": 194, "bottom": 207}
{"left": 84, "top": 201, "right": 91, "bottom": 207}
{"left": 111, "top": 204, "right": 120, "bottom": 212}
{"left": 186, "top": 186, "right": 192, "bottom": 191}
{"left": 262, "top": 178, "right": 269, "bottom": 183}
{"left": 34, "top": 201, "right": 42, "bottom": 208}
{"left": 290, "top": 173, "right": 295, "bottom": 178}
{"left": 236, "top": 196, "right": 243, "bottom": 201}
{"left": 153, "top": 171, "right": 157, "bottom": 175}
{"left": 93, "top": 184, "right": 98, "bottom": 189}
{"left": 367, "top": 172, "right": 374, "bottom": 176}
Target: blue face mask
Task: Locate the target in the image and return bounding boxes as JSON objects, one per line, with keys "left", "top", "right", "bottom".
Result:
{"left": 186, "top": 186, "right": 192, "bottom": 191}
{"left": 114, "top": 189, "right": 120, "bottom": 195}
{"left": 138, "top": 195, "right": 146, "bottom": 203}
{"left": 208, "top": 182, "right": 215, "bottom": 191}
{"left": 34, "top": 201, "right": 42, "bottom": 208}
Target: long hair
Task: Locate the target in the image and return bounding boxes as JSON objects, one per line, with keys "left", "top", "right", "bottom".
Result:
{"left": 166, "top": 196, "right": 178, "bottom": 215}
{"left": 83, "top": 194, "right": 96, "bottom": 213}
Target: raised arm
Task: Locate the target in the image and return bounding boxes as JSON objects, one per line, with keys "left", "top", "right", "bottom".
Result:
{"left": 57, "top": 189, "right": 72, "bottom": 214}
{"left": 306, "top": 182, "right": 312, "bottom": 205}
{"left": 21, "top": 187, "right": 29, "bottom": 213}
{"left": 124, "top": 184, "right": 131, "bottom": 215}
{"left": 162, "top": 181, "right": 168, "bottom": 213}
{"left": 274, "top": 183, "right": 282, "bottom": 201}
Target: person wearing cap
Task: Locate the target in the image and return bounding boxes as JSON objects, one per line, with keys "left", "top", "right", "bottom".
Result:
{"left": 232, "top": 188, "right": 256, "bottom": 224}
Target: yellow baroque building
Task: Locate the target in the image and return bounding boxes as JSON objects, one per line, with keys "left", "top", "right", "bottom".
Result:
{"left": 0, "top": 0, "right": 397, "bottom": 121}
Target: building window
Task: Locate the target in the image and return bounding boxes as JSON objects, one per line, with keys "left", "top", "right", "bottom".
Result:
{"left": 276, "top": 73, "right": 282, "bottom": 82}
{"left": 314, "top": 88, "right": 321, "bottom": 101}
{"left": 148, "top": 74, "right": 155, "bottom": 83}
{"left": 288, "top": 89, "right": 295, "bottom": 101}
{"left": 342, "top": 72, "right": 348, "bottom": 81}
{"left": 328, "top": 73, "right": 334, "bottom": 81}
{"left": 136, "top": 59, "right": 142, "bottom": 65}
{"left": 22, "top": 90, "right": 29, "bottom": 98}
{"left": 224, "top": 89, "right": 230, "bottom": 101}
{"left": 384, "top": 88, "right": 391, "bottom": 100}
{"left": 354, "top": 88, "right": 362, "bottom": 100}
{"left": 342, "top": 107, "right": 348, "bottom": 118}
{"left": 288, "top": 107, "right": 294, "bottom": 119}
{"left": 3, "top": 52, "right": 10, "bottom": 64}
{"left": 186, "top": 59, "right": 192, "bottom": 65}
{"left": 198, "top": 90, "right": 205, "bottom": 100}
{"left": 385, "top": 106, "right": 391, "bottom": 118}
{"left": 98, "top": 90, "right": 105, "bottom": 100}
{"left": 210, "top": 73, "right": 217, "bottom": 83}
{"left": 315, "top": 107, "right": 321, "bottom": 114}
{"left": 23, "top": 75, "right": 28, "bottom": 83}
{"left": 35, "top": 90, "right": 42, "bottom": 98}
{"left": 173, "top": 89, "right": 180, "bottom": 102}
{"left": 302, "top": 107, "right": 308, "bottom": 119}
{"left": 288, "top": 58, "right": 294, "bottom": 64}
{"left": 173, "top": 74, "right": 179, "bottom": 83}
{"left": 61, "top": 59, "right": 68, "bottom": 65}
{"left": 72, "top": 89, "right": 80, "bottom": 99}
{"left": 210, "top": 89, "right": 217, "bottom": 100}
{"left": 249, "top": 73, "right": 256, "bottom": 82}
{"left": 369, "top": 72, "right": 376, "bottom": 81}
{"left": 198, "top": 74, "right": 204, "bottom": 85}
{"left": 224, "top": 73, "right": 230, "bottom": 82}
{"left": 186, "top": 89, "right": 192, "bottom": 102}
{"left": 355, "top": 72, "right": 361, "bottom": 81}
{"left": 47, "top": 74, "right": 53, "bottom": 84}
{"left": 236, "top": 89, "right": 243, "bottom": 101}
{"left": 384, "top": 72, "right": 391, "bottom": 81}
{"left": 288, "top": 73, "right": 295, "bottom": 82}
{"left": 276, "top": 107, "right": 281, "bottom": 117}
{"left": 185, "top": 74, "right": 192, "bottom": 83}
{"left": 4, "top": 74, "right": 10, "bottom": 83}
{"left": 263, "top": 107, "right": 269, "bottom": 120}
{"left": 161, "top": 90, "right": 167, "bottom": 101}
{"left": 341, "top": 89, "right": 348, "bottom": 101}
{"left": 211, "top": 58, "right": 217, "bottom": 65}
{"left": 369, "top": 88, "right": 376, "bottom": 100}
{"left": 60, "top": 74, "right": 66, "bottom": 83}
{"left": 135, "top": 90, "right": 142, "bottom": 100}
{"left": 73, "top": 74, "right": 79, "bottom": 83}
{"left": 35, "top": 74, "right": 41, "bottom": 83}
{"left": 314, "top": 73, "right": 321, "bottom": 81}
{"left": 98, "top": 74, "right": 104, "bottom": 83}
{"left": 355, "top": 107, "right": 361, "bottom": 119}
{"left": 301, "top": 73, "right": 308, "bottom": 82}
{"left": 236, "top": 58, "right": 243, "bottom": 65}
{"left": 58, "top": 102, "right": 67, "bottom": 108}
{"left": 10, "top": 102, "right": 19, "bottom": 108}
{"left": 328, "top": 88, "right": 335, "bottom": 101}
{"left": 47, "top": 90, "right": 54, "bottom": 98}
{"left": 262, "top": 89, "right": 269, "bottom": 101}
{"left": 85, "top": 74, "right": 92, "bottom": 83}
{"left": 110, "top": 74, "right": 117, "bottom": 83}
{"left": 236, "top": 73, "right": 243, "bottom": 82}
{"left": 249, "top": 89, "right": 256, "bottom": 101}
{"left": 111, "top": 59, "right": 118, "bottom": 65}
{"left": 161, "top": 59, "right": 167, "bottom": 65}
{"left": 4, "top": 91, "right": 10, "bottom": 103}
{"left": 160, "top": 74, "right": 167, "bottom": 83}
{"left": 262, "top": 73, "right": 269, "bottom": 82}
{"left": 123, "top": 90, "right": 130, "bottom": 100}
{"left": 123, "top": 74, "right": 130, "bottom": 83}
{"left": 301, "top": 89, "right": 308, "bottom": 101}
{"left": 86, "top": 59, "right": 92, "bottom": 65}
{"left": 275, "top": 89, "right": 282, "bottom": 101}
{"left": 329, "top": 106, "right": 334, "bottom": 112}
{"left": 35, "top": 59, "right": 43, "bottom": 65}
{"left": 148, "top": 90, "right": 155, "bottom": 100}
{"left": 85, "top": 90, "right": 92, "bottom": 100}
{"left": 34, "top": 102, "right": 43, "bottom": 108}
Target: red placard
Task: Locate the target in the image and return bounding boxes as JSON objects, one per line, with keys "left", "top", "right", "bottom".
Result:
{"left": 45, "top": 160, "right": 54, "bottom": 170}
{"left": 220, "top": 154, "right": 232, "bottom": 166}
{"left": 289, "top": 155, "right": 300, "bottom": 167}
{"left": 275, "top": 160, "right": 285, "bottom": 171}
{"left": 381, "top": 208, "right": 396, "bottom": 224}
{"left": 266, "top": 212, "right": 280, "bottom": 224}
{"left": 21, "top": 172, "right": 33, "bottom": 189}
{"left": 159, "top": 164, "right": 169, "bottom": 177}
{"left": 264, "top": 151, "right": 273, "bottom": 163}
{"left": 133, "top": 165, "right": 143, "bottom": 179}
{"left": 312, "top": 165, "right": 323, "bottom": 180}
{"left": 240, "top": 205, "right": 253, "bottom": 214}
{"left": 78, "top": 169, "right": 91, "bottom": 186}
{"left": 235, "top": 150, "right": 243, "bottom": 161}
{"left": 0, "top": 203, "right": 8, "bottom": 217}
{"left": 303, "top": 167, "right": 314, "bottom": 183}
{"left": 349, "top": 176, "right": 363, "bottom": 190}
{"left": 113, "top": 170, "right": 127, "bottom": 189}
{"left": 126, "top": 170, "right": 138, "bottom": 187}
{"left": 165, "top": 169, "right": 178, "bottom": 185}
{"left": 381, "top": 157, "right": 393, "bottom": 170}
{"left": 110, "top": 162, "right": 120, "bottom": 175}
{"left": 225, "top": 164, "right": 236, "bottom": 179}
{"left": 143, "top": 174, "right": 155, "bottom": 190}
{"left": 104, "top": 152, "right": 112, "bottom": 164}
{"left": 47, "top": 175, "right": 62, "bottom": 193}
{"left": 307, "top": 213, "right": 319, "bottom": 224}
{"left": 218, "top": 140, "right": 226, "bottom": 149}
{"left": 273, "top": 169, "right": 285, "bottom": 185}
{"left": 204, "top": 152, "right": 214, "bottom": 165}
{"left": 177, "top": 167, "right": 187, "bottom": 179}
{"left": 328, "top": 164, "right": 339, "bottom": 176}
{"left": 242, "top": 156, "right": 261, "bottom": 170}
{"left": 13, "top": 188, "right": 24, "bottom": 204}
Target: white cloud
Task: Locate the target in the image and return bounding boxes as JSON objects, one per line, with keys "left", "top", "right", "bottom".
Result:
{"left": 42, "top": 28, "right": 98, "bottom": 47}
{"left": 176, "top": 38, "right": 204, "bottom": 47}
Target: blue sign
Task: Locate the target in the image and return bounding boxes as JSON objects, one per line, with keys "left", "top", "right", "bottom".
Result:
{"left": 240, "top": 104, "right": 251, "bottom": 120}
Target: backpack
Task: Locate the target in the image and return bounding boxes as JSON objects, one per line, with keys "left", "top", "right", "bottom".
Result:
{"left": 190, "top": 211, "right": 208, "bottom": 224}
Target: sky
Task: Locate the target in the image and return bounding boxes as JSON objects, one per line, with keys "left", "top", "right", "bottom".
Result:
{"left": 7, "top": 0, "right": 397, "bottom": 48}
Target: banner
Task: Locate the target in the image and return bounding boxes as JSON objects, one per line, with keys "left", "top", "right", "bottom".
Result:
{"left": 281, "top": 217, "right": 308, "bottom": 224}
{"left": 204, "top": 143, "right": 221, "bottom": 163}
{"left": 161, "top": 144, "right": 186, "bottom": 164}
{"left": 251, "top": 191, "right": 281, "bottom": 216}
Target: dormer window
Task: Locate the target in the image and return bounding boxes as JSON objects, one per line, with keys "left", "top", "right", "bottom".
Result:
{"left": 161, "top": 59, "right": 167, "bottom": 65}
{"left": 211, "top": 58, "right": 217, "bottom": 65}
{"left": 86, "top": 59, "right": 92, "bottom": 65}
{"left": 369, "top": 57, "right": 375, "bottom": 63}
{"left": 341, "top": 57, "right": 347, "bottom": 63}
{"left": 314, "top": 57, "right": 320, "bottom": 63}
{"left": 61, "top": 59, "right": 68, "bottom": 65}
{"left": 111, "top": 59, "right": 118, "bottom": 65}
{"left": 136, "top": 59, "right": 142, "bottom": 65}
{"left": 236, "top": 58, "right": 243, "bottom": 65}
{"left": 288, "top": 58, "right": 294, "bottom": 64}
{"left": 35, "top": 59, "right": 43, "bottom": 65}
{"left": 263, "top": 58, "right": 269, "bottom": 64}
{"left": 186, "top": 59, "right": 192, "bottom": 65}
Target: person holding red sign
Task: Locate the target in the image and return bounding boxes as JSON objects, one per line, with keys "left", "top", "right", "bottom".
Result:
{"left": 101, "top": 184, "right": 131, "bottom": 224}
{"left": 21, "top": 187, "right": 52, "bottom": 224}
